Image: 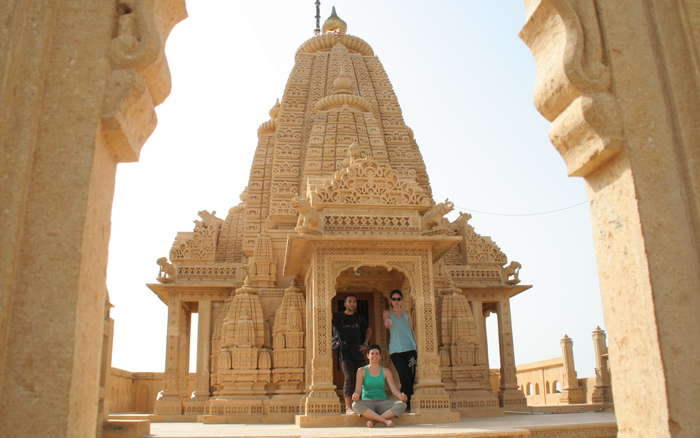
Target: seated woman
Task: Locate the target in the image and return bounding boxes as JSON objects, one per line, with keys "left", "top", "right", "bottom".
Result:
{"left": 351, "top": 344, "right": 407, "bottom": 427}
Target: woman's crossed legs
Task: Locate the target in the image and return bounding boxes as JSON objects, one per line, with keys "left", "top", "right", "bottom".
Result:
{"left": 352, "top": 399, "right": 406, "bottom": 427}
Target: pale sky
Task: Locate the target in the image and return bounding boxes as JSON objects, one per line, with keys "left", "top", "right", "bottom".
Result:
{"left": 107, "top": 1, "right": 605, "bottom": 377}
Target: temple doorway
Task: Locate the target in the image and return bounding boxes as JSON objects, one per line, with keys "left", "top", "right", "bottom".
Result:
{"left": 331, "top": 265, "right": 411, "bottom": 394}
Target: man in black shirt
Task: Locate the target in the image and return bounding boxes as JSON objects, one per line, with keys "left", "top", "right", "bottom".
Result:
{"left": 332, "top": 295, "right": 371, "bottom": 415}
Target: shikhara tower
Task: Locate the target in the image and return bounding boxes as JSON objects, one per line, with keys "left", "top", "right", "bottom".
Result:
{"left": 150, "top": 8, "right": 529, "bottom": 424}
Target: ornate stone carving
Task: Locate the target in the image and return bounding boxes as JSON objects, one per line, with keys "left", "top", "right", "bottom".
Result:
{"left": 311, "top": 155, "right": 432, "bottom": 208}
{"left": 272, "top": 284, "right": 306, "bottom": 393}
{"left": 101, "top": 0, "right": 185, "bottom": 162}
{"left": 216, "top": 284, "right": 271, "bottom": 395}
{"left": 520, "top": 0, "right": 624, "bottom": 177}
{"left": 503, "top": 261, "right": 522, "bottom": 285}
{"left": 156, "top": 257, "right": 176, "bottom": 283}
{"left": 245, "top": 234, "right": 277, "bottom": 287}
{"left": 292, "top": 197, "right": 322, "bottom": 234}
{"left": 421, "top": 199, "right": 454, "bottom": 233}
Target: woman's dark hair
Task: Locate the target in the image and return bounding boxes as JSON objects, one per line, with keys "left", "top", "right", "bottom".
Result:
{"left": 366, "top": 344, "right": 381, "bottom": 355}
{"left": 390, "top": 289, "right": 403, "bottom": 298}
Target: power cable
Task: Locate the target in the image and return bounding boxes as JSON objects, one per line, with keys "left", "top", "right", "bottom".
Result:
{"left": 452, "top": 200, "right": 588, "bottom": 217}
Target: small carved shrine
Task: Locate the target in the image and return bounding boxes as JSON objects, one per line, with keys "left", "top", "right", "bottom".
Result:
{"left": 148, "top": 9, "right": 529, "bottom": 424}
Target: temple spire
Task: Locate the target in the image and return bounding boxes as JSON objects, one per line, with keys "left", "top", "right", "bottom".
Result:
{"left": 322, "top": 6, "right": 347, "bottom": 34}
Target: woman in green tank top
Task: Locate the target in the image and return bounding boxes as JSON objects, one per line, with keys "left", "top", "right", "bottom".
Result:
{"left": 351, "top": 345, "right": 407, "bottom": 427}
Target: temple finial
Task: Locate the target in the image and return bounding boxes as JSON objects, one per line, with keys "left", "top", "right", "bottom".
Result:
{"left": 322, "top": 6, "right": 347, "bottom": 34}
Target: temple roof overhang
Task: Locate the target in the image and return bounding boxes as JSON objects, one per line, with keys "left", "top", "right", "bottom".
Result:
{"left": 459, "top": 284, "right": 533, "bottom": 301}
{"left": 146, "top": 283, "right": 236, "bottom": 305}
{"left": 283, "top": 234, "right": 462, "bottom": 277}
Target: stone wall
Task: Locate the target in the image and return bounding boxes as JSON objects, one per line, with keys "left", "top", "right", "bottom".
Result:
{"left": 107, "top": 368, "right": 195, "bottom": 413}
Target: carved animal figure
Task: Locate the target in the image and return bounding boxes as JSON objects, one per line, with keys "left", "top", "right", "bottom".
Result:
{"left": 292, "top": 197, "right": 321, "bottom": 234}
{"left": 503, "top": 261, "right": 522, "bottom": 285}
{"left": 193, "top": 210, "right": 223, "bottom": 229}
{"left": 446, "top": 211, "right": 472, "bottom": 234}
{"left": 422, "top": 199, "right": 454, "bottom": 231}
{"left": 156, "top": 257, "right": 176, "bottom": 283}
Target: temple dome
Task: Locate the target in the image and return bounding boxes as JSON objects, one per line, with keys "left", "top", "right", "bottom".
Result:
{"left": 322, "top": 6, "right": 346, "bottom": 34}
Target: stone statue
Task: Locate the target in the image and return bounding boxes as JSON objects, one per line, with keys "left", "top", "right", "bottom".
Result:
{"left": 156, "top": 257, "right": 176, "bottom": 283}
{"left": 421, "top": 198, "right": 454, "bottom": 232}
{"left": 292, "top": 197, "right": 321, "bottom": 234}
{"left": 194, "top": 210, "right": 223, "bottom": 230}
{"left": 503, "top": 261, "right": 522, "bottom": 285}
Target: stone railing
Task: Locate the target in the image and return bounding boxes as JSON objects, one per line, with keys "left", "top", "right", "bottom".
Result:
{"left": 175, "top": 263, "right": 245, "bottom": 282}
{"left": 448, "top": 266, "right": 502, "bottom": 285}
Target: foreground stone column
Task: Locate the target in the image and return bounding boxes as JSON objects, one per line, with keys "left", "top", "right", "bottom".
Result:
{"left": 496, "top": 299, "right": 526, "bottom": 408}
{"left": 521, "top": 1, "right": 700, "bottom": 435}
{"left": 0, "top": 2, "right": 185, "bottom": 436}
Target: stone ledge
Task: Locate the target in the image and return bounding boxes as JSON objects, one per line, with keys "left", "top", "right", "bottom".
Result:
{"left": 102, "top": 419, "right": 150, "bottom": 438}
{"left": 295, "top": 411, "right": 460, "bottom": 428}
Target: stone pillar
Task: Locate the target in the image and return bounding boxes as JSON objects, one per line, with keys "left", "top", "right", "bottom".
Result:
{"left": 178, "top": 307, "right": 192, "bottom": 399}
{"left": 411, "top": 256, "right": 452, "bottom": 413}
{"left": 470, "top": 300, "right": 488, "bottom": 367}
{"left": 302, "top": 258, "right": 339, "bottom": 415}
{"left": 521, "top": 1, "right": 700, "bottom": 434}
{"left": 194, "top": 301, "right": 212, "bottom": 398}
{"left": 0, "top": 2, "right": 184, "bottom": 436}
{"left": 155, "top": 293, "right": 186, "bottom": 414}
{"left": 496, "top": 299, "right": 526, "bottom": 408}
{"left": 559, "top": 335, "right": 584, "bottom": 404}
{"left": 591, "top": 326, "right": 611, "bottom": 403}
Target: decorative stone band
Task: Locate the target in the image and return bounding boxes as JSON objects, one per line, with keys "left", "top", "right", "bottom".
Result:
{"left": 296, "top": 33, "right": 374, "bottom": 56}
{"left": 175, "top": 263, "right": 245, "bottom": 282}
{"left": 322, "top": 213, "right": 421, "bottom": 235}
{"left": 448, "top": 266, "right": 502, "bottom": 284}
{"left": 314, "top": 93, "right": 373, "bottom": 113}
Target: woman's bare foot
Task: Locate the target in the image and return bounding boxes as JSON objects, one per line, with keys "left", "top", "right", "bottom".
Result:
{"left": 385, "top": 419, "right": 394, "bottom": 427}
{"left": 366, "top": 420, "right": 375, "bottom": 428}
{"left": 345, "top": 408, "right": 354, "bottom": 415}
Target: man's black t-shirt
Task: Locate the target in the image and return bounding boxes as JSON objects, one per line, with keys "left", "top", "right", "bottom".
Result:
{"left": 332, "top": 311, "right": 367, "bottom": 361}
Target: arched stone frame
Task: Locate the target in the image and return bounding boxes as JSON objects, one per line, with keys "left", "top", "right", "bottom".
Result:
{"left": 1, "top": 2, "right": 699, "bottom": 435}
{"left": 303, "top": 245, "right": 448, "bottom": 415}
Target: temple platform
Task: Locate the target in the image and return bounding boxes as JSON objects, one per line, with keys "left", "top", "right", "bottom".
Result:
{"left": 140, "top": 412, "right": 616, "bottom": 437}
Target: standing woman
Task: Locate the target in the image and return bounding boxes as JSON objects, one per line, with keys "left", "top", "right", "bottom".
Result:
{"left": 383, "top": 289, "right": 417, "bottom": 411}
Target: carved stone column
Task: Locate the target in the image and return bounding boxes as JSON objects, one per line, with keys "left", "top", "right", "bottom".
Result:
{"left": 521, "top": 1, "right": 700, "bottom": 434}
{"left": 302, "top": 253, "right": 339, "bottom": 415}
{"left": 194, "top": 300, "right": 212, "bottom": 398}
{"left": 470, "top": 300, "right": 487, "bottom": 367}
{"left": 155, "top": 292, "right": 186, "bottom": 415}
{"left": 496, "top": 299, "right": 526, "bottom": 408}
{"left": 0, "top": 1, "right": 184, "bottom": 435}
{"left": 559, "top": 334, "right": 584, "bottom": 404}
{"left": 411, "top": 254, "right": 452, "bottom": 412}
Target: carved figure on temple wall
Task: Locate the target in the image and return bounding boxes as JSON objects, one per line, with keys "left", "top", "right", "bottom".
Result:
{"left": 292, "top": 197, "right": 321, "bottom": 234}
{"left": 194, "top": 210, "right": 223, "bottom": 230}
{"left": 156, "top": 257, "right": 176, "bottom": 283}
{"left": 422, "top": 199, "right": 454, "bottom": 233}
{"left": 446, "top": 212, "right": 472, "bottom": 235}
{"left": 503, "top": 261, "right": 522, "bottom": 285}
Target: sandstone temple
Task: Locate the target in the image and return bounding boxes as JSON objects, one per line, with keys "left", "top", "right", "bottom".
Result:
{"left": 148, "top": 8, "right": 530, "bottom": 424}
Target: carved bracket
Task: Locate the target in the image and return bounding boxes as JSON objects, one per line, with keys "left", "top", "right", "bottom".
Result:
{"left": 520, "top": 0, "right": 624, "bottom": 177}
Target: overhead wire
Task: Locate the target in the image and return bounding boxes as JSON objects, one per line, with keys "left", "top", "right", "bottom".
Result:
{"left": 452, "top": 200, "right": 588, "bottom": 217}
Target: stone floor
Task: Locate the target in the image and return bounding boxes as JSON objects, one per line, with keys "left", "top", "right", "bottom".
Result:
{"left": 146, "top": 412, "right": 616, "bottom": 437}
